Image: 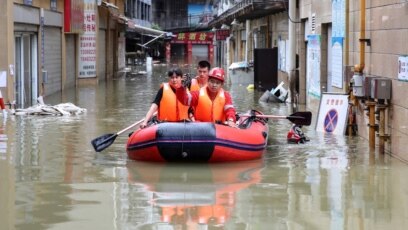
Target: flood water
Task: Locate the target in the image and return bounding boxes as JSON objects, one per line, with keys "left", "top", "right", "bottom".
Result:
{"left": 1, "top": 65, "right": 407, "bottom": 230}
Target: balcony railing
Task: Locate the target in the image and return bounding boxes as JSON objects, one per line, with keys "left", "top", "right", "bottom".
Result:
{"left": 154, "top": 13, "right": 213, "bottom": 31}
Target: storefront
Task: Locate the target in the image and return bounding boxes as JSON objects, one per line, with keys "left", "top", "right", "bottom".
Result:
{"left": 167, "top": 32, "right": 214, "bottom": 65}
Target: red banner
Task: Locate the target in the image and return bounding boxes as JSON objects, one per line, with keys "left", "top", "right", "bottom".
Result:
{"left": 215, "top": 29, "right": 230, "bottom": 41}
{"left": 171, "top": 32, "right": 214, "bottom": 44}
{"left": 64, "top": 0, "right": 84, "bottom": 33}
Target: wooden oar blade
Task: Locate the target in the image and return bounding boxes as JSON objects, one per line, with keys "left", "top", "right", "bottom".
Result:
{"left": 287, "top": 111, "right": 312, "bottom": 126}
{"left": 91, "top": 133, "right": 117, "bottom": 152}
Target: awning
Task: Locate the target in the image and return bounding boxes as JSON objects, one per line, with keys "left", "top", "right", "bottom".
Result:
{"left": 126, "top": 19, "right": 170, "bottom": 47}
{"left": 101, "top": 1, "right": 119, "bottom": 10}
{"left": 127, "top": 20, "right": 167, "bottom": 36}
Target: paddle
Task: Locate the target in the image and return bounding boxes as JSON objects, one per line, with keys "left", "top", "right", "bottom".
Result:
{"left": 241, "top": 111, "right": 312, "bottom": 126}
{"left": 91, "top": 118, "right": 145, "bottom": 152}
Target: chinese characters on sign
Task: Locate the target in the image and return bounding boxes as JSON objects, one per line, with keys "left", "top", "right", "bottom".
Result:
{"left": 326, "top": 98, "right": 344, "bottom": 106}
{"left": 171, "top": 32, "right": 214, "bottom": 44}
{"left": 316, "top": 93, "right": 349, "bottom": 135}
{"left": 78, "top": 0, "right": 97, "bottom": 78}
{"left": 215, "top": 29, "right": 230, "bottom": 41}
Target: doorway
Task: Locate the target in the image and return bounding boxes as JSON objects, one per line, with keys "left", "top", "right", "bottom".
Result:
{"left": 14, "top": 33, "right": 38, "bottom": 108}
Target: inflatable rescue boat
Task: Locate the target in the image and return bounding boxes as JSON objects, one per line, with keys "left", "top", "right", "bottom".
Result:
{"left": 126, "top": 110, "right": 269, "bottom": 162}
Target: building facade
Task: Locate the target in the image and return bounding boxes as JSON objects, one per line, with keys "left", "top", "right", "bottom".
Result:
{"left": 0, "top": 0, "right": 127, "bottom": 109}
{"left": 296, "top": 0, "right": 408, "bottom": 162}
{"left": 210, "top": 0, "right": 408, "bottom": 162}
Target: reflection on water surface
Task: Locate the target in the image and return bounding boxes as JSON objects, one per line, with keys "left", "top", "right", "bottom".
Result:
{"left": 0, "top": 65, "right": 406, "bottom": 229}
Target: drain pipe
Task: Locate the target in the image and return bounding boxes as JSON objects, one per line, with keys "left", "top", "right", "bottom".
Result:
{"left": 376, "top": 99, "right": 390, "bottom": 153}
{"left": 354, "top": 0, "right": 375, "bottom": 149}
{"left": 355, "top": 0, "right": 366, "bottom": 73}
{"left": 288, "top": 0, "right": 296, "bottom": 104}
{"left": 346, "top": 0, "right": 354, "bottom": 136}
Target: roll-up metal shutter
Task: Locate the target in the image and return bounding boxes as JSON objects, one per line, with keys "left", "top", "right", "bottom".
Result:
{"left": 65, "top": 34, "right": 76, "bottom": 88}
{"left": 98, "top": 29, "right": 106, "bottom": 81}
{"left": 192, "top": 45, "right": 208, "bottom": 63}
{"left": 44, "top": 26, "right": 61, "bottom": 96}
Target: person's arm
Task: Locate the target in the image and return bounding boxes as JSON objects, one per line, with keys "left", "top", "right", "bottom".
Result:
{"left": 140, "top": 89, "right": 162, "bottom": 128}
{"left": 176, "top": 86, "right": 199, "bottom": 107}
{"left": 140, "top": 103, "right": 158, "bottom": 128}
{"left": 224, "top": 91, "right": 237, "bottom": 127}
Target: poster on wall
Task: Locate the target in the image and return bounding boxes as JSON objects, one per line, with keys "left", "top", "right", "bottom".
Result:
{"left": 332, "top": 0, "right": 345, "bottom": 38}
{"left": 398, "top": 56, "right": 408, "bottom": 81}
{"left": 78, "top": 0, "right": 97, "bottom": 78}
{"left": 316, "top": 93, "right": 349, "bottom": 135}
{"left": 307, "top": 35, "right": 321, "bottom": 98}
{"left": 331, "top": 37, "right": 343, "bottom": 88}
{"left": 118, "top": 34, "right": 126, "bottom": 70}
{"left": 278, "top": 40, "right": 286, "bottom": 71}
{"left": 0, "top": 71, "right": 6, "bottom": 87}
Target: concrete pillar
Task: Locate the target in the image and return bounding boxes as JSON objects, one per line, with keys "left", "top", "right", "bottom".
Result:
{"left": 0, "top": 2, "right": 15, "bottom": 228}
{"left": 165, "top": 42, "right": 171, "bottom": 64}
{"left": 187, "top": 43, "right": 193, "bottom": 65}
{"left": 208, "top": 43, "right": 214, "bottom": 66}
{"left": 245, "top": 20, "right": 250, "bottom": 63}
{"left": 0, "top": 0, "right": 14, "bottom": 103}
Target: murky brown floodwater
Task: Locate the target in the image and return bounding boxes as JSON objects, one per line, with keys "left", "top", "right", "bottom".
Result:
{"left": 0, "top": 65, "right": 407, "bottom": 230}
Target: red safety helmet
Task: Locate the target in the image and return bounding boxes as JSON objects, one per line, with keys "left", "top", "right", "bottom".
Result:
{"left": 208, "top": 67, "right": 225, "bottom": 83}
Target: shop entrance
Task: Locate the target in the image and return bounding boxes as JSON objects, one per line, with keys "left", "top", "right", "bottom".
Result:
{"left": 14, "top": 33, "right": 38, "bottom": 108}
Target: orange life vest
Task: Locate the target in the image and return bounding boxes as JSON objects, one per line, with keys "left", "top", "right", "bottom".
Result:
{"left": 158, "top": 83, "right": 189, "bottom": 121}
{"left": 190, "top": 78, "right": 201, "bottom": 91}
{"left": 197, "top": 205, "right": 226, "bottom": 224}
{"left": 195, "top": 87, "right": 226, "bottom": 122}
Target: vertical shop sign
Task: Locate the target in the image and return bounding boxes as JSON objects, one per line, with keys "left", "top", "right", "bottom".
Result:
{"left": 78, "top": 0, "right": 97, "bottom": 78}
{"left": 331, "top": 0, "right": 345, "bottom": 89}
{"left": 64, "top": 0, "right": 84, "bottom": 33}
{"left": 398, "top": 56, "right": 408, "bottom": 81}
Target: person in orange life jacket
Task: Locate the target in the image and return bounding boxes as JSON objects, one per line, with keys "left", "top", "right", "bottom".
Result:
{"left": 189, "top": 60, "right": 211, "bottom": 91}
{"left": 140, "top": 68, "right": 191, "bottom": 129}
{"left": 176, "top": 67, "right": 237, "bottom": 127}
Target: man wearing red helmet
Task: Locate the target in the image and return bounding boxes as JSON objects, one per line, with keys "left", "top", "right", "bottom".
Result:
{"left": 176, "top": 67, "right": 237, "bottom": 127}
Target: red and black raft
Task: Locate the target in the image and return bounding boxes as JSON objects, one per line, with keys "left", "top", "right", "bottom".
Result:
{"left": 126, "top": 110, "right": 269, "bottom": 162}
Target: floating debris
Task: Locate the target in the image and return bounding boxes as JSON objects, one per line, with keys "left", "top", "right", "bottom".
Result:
{"left": 13, "top": 103, "right": 86, "bottom": 116}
